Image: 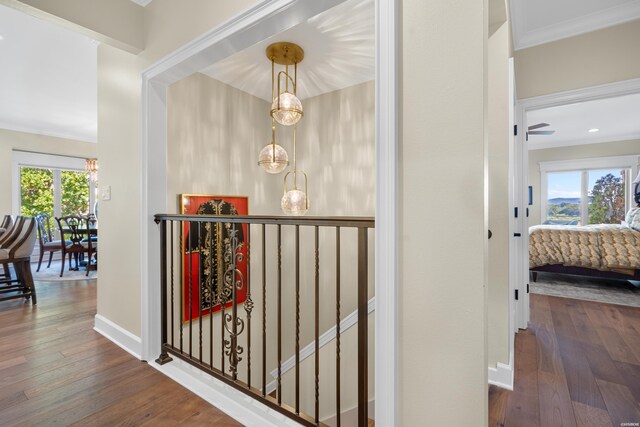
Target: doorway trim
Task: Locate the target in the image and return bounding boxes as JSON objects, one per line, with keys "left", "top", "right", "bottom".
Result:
{"left": 514, "top": 77, "right": 640, "bottom": 329}
{"left": 139, "top": 0, "right": 399, "bottom": 425}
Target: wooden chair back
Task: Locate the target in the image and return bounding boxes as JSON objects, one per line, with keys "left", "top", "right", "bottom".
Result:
{"left": 35, "top": 214, "right": 54, "bottom": 249}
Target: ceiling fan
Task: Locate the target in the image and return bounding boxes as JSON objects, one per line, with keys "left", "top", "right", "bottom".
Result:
{"left": 528, "top": 122, "right": 555, "bottom": 136}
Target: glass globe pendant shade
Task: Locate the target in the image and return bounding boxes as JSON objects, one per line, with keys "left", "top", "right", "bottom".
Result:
{"left": 271, "top": 92, "right": 303, "bottom": 126}
{"left": 258, "top": 143, "right": 289, "bottom": 174}
{"left": 281, "top": 189, "right": 308, "bottom": 216}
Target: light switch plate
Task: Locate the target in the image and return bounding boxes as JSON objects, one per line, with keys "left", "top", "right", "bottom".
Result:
{"left": 101, "top": 185, "right": 111, "bottom": 201}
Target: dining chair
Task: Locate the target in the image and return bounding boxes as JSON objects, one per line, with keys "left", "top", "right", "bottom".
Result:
{"left": 0, "top": 216, "right": 22, "bottom": 284}
{"left": 0, "top": 215, "right": 14, "bottom": 281}
{"left": 0, "top": 217, "right": 37, "bottom": 305}
{"left": 35, "top": 214, "right": 66, "bottom": 272}
{"left": 56, "top": 216, "right": 97, "bottom": 277}
{"left": 0, "top": 215, "right": 12, "bottom": 237}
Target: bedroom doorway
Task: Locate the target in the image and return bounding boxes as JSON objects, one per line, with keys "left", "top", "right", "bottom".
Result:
{"left": 515, "top": 78, "right": 640, "bottom": 322}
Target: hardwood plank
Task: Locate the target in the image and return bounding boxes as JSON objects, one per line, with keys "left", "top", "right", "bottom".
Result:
{"left": 138, "top": 391, "right": 224, "bottom": 426}
{"left": 0, "top": 279, "right": 239, "bottom": 426}
{"left": 572, "top": 401, "right": 613, "bottom": 427}
{"left": 537, "top": 370, "right": 577, "bottom": 427}
{"left": 555, "top": 335, "right": 607, "bottom": 410}
{"left": 548, "top": 297, "right": 580, "bottom": 340}
{"left": 504, "top": 330, "right": 540, "bottom": 426}
{"left": 581, "top": 343, "right": 626, "bottom": 385}
{"left": 596, "top": 379, "right": 640, "bottom": 426}
{"left": 568, "top": 300, "right": 604, "bottom": 346}
{"left": 594, "top": 325, "right": 640, "bottom": 366}
{"left": 489, "top": 384, "right": 510, "bottom": 427}
{"left": 613, "top": 361, "right": 640, "bottom": 406}
{"left": 22, "top": 347, "right": 134, "bottom": 399}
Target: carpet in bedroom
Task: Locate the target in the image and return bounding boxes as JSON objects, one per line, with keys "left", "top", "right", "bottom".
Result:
{"left": 530, "top": 272, "right": 640, "bottom": 308}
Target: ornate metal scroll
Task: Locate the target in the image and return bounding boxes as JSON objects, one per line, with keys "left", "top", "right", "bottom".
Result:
{"left": 222, "top": 226, "right": 248, "bottom": 377}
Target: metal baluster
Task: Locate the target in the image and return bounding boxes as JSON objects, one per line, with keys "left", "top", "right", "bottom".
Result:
{"left": 209, "top": 221, "right": 214, "bottom": 368}
{"left": 262, "top": 223, "right": 267, "bottom": 397}
{"left": 231, "top": 223, "right": 238, "bottom": 381}
{"left": 188, "top": 221, "right": 193, "bottom": 358}
{"left": 357, "top": 228, "right": 368, "bottom": 425}
{"left": 277, "top": 224, "right": 282, "bottom": 405}
{"left": 221, "top": 224, "right": 226, "bottom": 374}
{"left": 198, "top": 222, "right": 203, "bottom": 363}
{"left": 336, "top": 226, "right": 341, "bottom": 427}
{"left": 295, "top": 224, "right": 300, "bottom": 414}
{"left": 154, "top": 219, "right": 172, "bottom": 364}
{"left": 170, "top": 220, "right": 174, "bottom": 349}
{"left": 314, "top": 225, "right": 320, "bottom": 424}
{"left": 180, "top": 220, "right": 184, "bottom": 354}
{"left": 246, "top": 223, "right": 252, "bottom": 388}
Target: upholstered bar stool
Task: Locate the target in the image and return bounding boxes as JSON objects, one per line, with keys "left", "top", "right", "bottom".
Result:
{"left": 0, "top": 217, "right": 38, "bottom": 305}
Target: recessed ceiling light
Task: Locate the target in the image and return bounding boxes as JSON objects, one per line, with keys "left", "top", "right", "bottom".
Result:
{"left": 588, "top": 128, "right": 599, "bottom": 133}
{"left": 0, "top": 35, "right": 4, "bottom": 41}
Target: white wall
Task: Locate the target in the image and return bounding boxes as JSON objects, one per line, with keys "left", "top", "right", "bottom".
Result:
{"left": 488, "top": 22, "right": 510, "bottom": 368}
{"left": 515, "top": 19, "right": 640, "bottom": 99}
{"left": 401, "top": 0, "right": 488, "bottom": 425}
{"left": 96, "top": 43, "right": 142, "bottom": 335}
{"left": 528, "top": 139, "right": 640, "bottom": 226}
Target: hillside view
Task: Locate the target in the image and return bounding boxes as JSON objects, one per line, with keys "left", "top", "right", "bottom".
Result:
{"left": 546, "top": 172, "right": 625, "bottom": 225}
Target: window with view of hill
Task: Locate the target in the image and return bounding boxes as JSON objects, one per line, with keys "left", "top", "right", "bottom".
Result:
{"left": 540, "top": 157, "right": 637, "bottom": 226}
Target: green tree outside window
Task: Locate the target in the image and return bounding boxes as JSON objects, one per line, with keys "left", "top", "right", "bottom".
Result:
{"left": 61, "top": 170, "right": 90, "bottom": 216}
{"left": 588, "top": 173, "right": 625, "bottom": 224}
{"left": 20, "top": 167, "right": 54, "bottom": 217}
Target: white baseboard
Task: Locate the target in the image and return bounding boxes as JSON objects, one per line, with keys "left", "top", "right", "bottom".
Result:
{"left": 94, "top": 314, "right": 142, "bottom": 359}
{"left": 149, "top": 358, "right": 303, "bottom": 427}
{"left": 488, "top": 361, "right": 514, "bottom": 390}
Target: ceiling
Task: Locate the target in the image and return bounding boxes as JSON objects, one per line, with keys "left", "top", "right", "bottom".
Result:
{"left": 0, "top": 4, "right": 97, "bottom": 143}
{"left": 200, "top": 0, "right": 374, "bottom": 102}
{"left": 510, "top": 0, "right": 640, "bottom": 50}
{"left": 527, "top": 93, "right": 640, "bottom": 150}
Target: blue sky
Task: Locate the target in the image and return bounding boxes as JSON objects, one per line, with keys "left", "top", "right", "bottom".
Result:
{"left": 547, "top": 169, "right": 623, "bottom": 199}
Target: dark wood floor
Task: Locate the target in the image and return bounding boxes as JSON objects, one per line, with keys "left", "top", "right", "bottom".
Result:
{"left": 0, "top": 277, "right": 241, "bottom": 426}
{"left": 490, "top": 293, "right": 640, "bottom": 427}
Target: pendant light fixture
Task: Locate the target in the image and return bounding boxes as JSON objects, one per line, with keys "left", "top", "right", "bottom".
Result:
{"left": 258, "top": 50, "right": 290, "bottom": 174}
{"left": 258, "top": 118, "right": 289, "bottom": 174}
{"left": 268, "top": 42, "right": 304, "bottom": 126}
{"left": 281, "top": 124, "right": 309, "bottom": 215}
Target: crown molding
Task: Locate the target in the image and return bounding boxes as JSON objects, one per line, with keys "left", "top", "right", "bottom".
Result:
{"left": 512, "top": 1, "right": 640, "bottom": 50}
